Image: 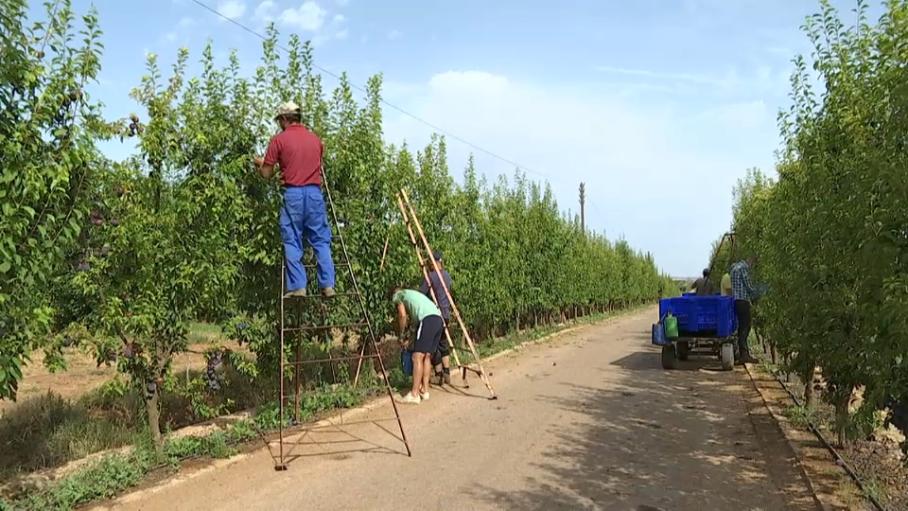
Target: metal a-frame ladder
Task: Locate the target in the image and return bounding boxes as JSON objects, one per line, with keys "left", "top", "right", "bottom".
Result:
{"left": 273, "top": 168, "right": 411, "bottom": 471}
{"left": 395, "top": 189, "right": 497, "bottom": 400}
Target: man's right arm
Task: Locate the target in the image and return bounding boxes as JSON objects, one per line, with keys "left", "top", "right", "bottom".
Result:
{"left": 257, "top": 137, "right": 280, "bottom": 179}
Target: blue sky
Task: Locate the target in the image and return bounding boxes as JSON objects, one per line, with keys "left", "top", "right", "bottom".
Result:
{"left": 58, "top": 0, "right": 868, "bottom": 276}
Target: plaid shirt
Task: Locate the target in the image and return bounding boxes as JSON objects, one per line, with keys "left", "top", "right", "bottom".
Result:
{"left": 730, "top": 261, "right": 757, "bottom": 301}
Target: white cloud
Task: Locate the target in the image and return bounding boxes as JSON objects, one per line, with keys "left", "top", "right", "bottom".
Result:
{"left": 217, "top": 0, "right": 247, "bottom": 20}
{"left": 333, "top": 14, "right": 345, "bottom": 23}
{"left": 254, "top": 0, "right": 276, "bottom": 22}
{"left": 336, "top": 0, "right": 349, "bottom": 5}
{"left": 335, "top": 29, "right": 348, "bottom": 40}
{"left": 382, "top": 70, "right": 779, "bottom": 275}
{"left": 280, "top": 1, "right": 327, "bottom": 31}
{"left": 164, "top": 31, "right": 178, "bottom": 43}
{"left": 387, "top": 29, "right": 402, "bottom": 40}
{"left": 595, "top": 64, "right": 789, "bottom": 99}
{"left": 177, "top": 16, "right": 196, "bottom": 28}
{"left": 595, "top": 65, "right": 721, "bottom": 86}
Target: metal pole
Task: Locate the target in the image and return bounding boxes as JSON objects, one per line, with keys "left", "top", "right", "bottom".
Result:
{"left": 400, "top": 189, "right": 497, "bottom": 399}
{"left": 321, "top": 166, "right": 412, "bottom": 457}
{"left": 276, "top": 261, "right": 287, "bottom": 471}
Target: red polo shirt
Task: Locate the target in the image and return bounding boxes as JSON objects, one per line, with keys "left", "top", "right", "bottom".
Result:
{"left": 263, "top": 124, "right": 323, "bottom": 186}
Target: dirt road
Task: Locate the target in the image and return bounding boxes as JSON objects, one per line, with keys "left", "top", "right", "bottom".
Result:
{"left": 101, "top": 308, "right": 820, "bottom": 511}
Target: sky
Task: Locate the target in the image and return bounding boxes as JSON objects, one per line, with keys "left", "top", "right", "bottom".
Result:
{"left": 50, "top": 0, "right": 870, "bottom": 277}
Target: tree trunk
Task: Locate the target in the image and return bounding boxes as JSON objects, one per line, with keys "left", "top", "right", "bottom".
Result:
{"left": 834, "top": 390, "right": 851, "bottom": 448}
{"left": 146, "top": 384, "right": 163, "bottom": 455}
{"left": 802, "top": 366, "right": 816, "bottom": 409}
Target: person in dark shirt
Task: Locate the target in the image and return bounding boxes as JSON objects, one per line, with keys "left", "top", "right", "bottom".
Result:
{"left": 254, "top": 101, "right": 335, "bottom": 298}
{"left": 419, "top": 251, "right": 453, "bottom": 385}
{"left": 690, "top": 268, "right": 713, "bottom": 296}
{"left": 731, "top": 257, "right": 760, "bottom": 364}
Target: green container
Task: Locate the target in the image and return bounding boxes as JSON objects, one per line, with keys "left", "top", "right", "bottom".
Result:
{"left": 664, "top": 314, "right": 679, "bottom": 338}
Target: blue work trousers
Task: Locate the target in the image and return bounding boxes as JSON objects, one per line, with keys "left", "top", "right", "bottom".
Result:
{"left": 280, "top": 185, "right": 335, "bottom": 292}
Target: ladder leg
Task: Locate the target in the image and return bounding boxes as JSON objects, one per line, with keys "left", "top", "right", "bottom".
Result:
{"left": 321, "top": 166, "right": 412, "bottom": 456}
{"left": 276, "top": 262, "right": 288, "bottom": 470}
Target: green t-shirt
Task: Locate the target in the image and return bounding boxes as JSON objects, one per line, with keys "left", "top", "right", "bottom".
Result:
{"left": 393, "top": 289, "right": 441, "bottom": 324}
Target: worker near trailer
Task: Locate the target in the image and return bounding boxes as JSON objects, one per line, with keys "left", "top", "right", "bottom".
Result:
{"left": 689, "top": 268, "right": 713, "bottom": 296}
{"left": 254, "top": 101, "right": 336, "bottom": 299}
{"left": 390, "top": 285, "right": 444, "bottom": 404}
{"left": 420, "top": 250, "right": 454, "bottom": 385}
{"left": 730, "top": 256, "right": 759, "bottom": 364}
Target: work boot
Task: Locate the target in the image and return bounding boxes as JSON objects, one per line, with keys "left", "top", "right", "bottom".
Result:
{"left": 443, "top": 369, "right": 451, "bottom": 385}
{"left": 283, "top": 288, "right": 307, "bottom": 298}
{"left": 431, "top": 372, "right": 443, "bottom": 386}
{"left": 739, "top": 353, "right": 758, "bottom": 365}
{"left": 321, "top": 287, "right": 336, "bottom": 298}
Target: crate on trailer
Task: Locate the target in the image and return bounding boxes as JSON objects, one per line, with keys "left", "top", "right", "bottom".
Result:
{"left": 658, "top": 295, "right": 737, "bottom": 337}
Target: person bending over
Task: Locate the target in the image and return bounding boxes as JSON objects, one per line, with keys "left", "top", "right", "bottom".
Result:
{"left": 390, "top": 286, "right": 443, "bottom": 404}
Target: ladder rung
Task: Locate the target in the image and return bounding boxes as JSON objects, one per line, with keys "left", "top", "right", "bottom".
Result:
{"left": 282, "top": 292, "right": 359, "bottom": 301}
{"left": 282, "top": 353, "right": 382, "bottom": 366}
{"left": 283, "top": 322, "right": 369, "bottom": 333}
{"left": 303, "top": 262, "right": 352, "bottom": 269}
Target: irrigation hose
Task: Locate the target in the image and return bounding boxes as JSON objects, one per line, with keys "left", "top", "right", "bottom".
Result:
{"left": 746, "top": 363, "right": 886, "bottom": 511}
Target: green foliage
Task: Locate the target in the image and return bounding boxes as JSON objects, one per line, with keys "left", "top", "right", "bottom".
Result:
{"left": 0, "top": 0, "right": 107, "bottom": 400}
{"left": 164, "top": 431, "right": 235, "bottom": 461}
{"left": 727, "top": 0, "right": 908, "bottom": 444}
{"left": 7, "top": 450, "right": 152, "bottom": 511}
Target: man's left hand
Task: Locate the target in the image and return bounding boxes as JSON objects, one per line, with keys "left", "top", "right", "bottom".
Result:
{"left": 253, "top": 156, "right": 264, "bottom": 167}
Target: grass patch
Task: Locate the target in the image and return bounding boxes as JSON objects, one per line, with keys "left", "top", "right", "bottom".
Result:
{"left": 860, "top": 477, "right": 887, "bottom": 505}
{"left": 783, "top": 404, "right": 818, "bottom": 430}
{"left": 186, "top": 322, "right": 224, "bottom": 345}
{"left": 2, "top": 449, "right": 153, "bottom": 511}
{"left": 0, "top": 393, "right": 136, "bottom": 480}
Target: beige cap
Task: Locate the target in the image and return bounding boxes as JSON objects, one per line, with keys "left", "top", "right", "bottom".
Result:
{"left": 274, "top": 101, "right": 301, "bottom": 119}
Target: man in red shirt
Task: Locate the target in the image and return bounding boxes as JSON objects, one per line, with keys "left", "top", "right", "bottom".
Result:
{"left": 254, "top": 101, "right": 335, "bottom": 298}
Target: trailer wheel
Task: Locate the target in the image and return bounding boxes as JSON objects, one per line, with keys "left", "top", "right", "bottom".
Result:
{"left": 677, "top": 341, "right": 690, "bottom": 361}
{"left": 661, "top": 344, "right": 678, "bottom": 370}
{"left": 720, "top": 343, "right": 734, "bottom": 371}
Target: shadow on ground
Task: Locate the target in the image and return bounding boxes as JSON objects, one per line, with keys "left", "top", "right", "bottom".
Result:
{"left": 468, "top": 333, "right": 818, "bottom": 511}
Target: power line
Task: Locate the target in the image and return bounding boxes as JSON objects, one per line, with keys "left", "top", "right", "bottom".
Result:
{"left": 187, "top": 0, "right": 549, "bottom": 179}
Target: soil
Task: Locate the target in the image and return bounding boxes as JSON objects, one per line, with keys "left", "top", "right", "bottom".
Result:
{"left": 758, "top": 350, "right": 908, "bottom": 511}
{"left": 0, "top": 331, "right": 231, "bottom": 419}
{"left": 90, "top": 309, "right": 840, "bottom": 511}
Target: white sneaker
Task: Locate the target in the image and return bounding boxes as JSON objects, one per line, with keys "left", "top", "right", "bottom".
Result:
{"left": 419, "top": 392, "right": 430, "bottom": 402}
{"left": 397, "top": 392, "right": 420, "bottom": 405}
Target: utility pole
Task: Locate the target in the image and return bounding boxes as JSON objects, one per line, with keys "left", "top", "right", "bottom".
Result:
{"left": 579, "top": 182, "right": 586, "bottom": 233}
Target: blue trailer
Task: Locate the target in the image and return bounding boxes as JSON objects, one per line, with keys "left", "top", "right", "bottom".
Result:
{"left": 653, "top": 294, "right": 738, "bottom": 370}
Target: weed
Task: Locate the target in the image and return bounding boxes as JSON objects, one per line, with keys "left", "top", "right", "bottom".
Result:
{"left": 783, "top": 404, "right": 817, "bottom": 430}
{"left": 0, "top": 393, "right": 134, "bottom": 478}
{"left": 6, "top": 450, "right": 152, "bottom": 511}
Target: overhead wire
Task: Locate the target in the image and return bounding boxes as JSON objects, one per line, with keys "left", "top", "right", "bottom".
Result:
{"left": 186, "top": 0, "right": 550, "bottom": 179}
